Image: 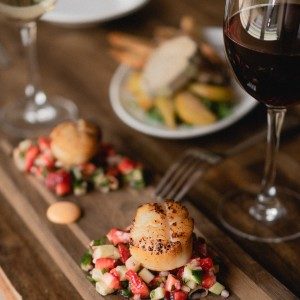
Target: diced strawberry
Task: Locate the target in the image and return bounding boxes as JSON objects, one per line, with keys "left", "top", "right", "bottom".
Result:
{"left": 30, "top": 165, "right": 47, "bottom": 179}
{"left": 149, "top": 276, "right": 163, "bottom": 289}
{"left": 38, "top": 136, "right": 51, "bottom": 151}
{"left": 45, "top": 170, "right": 71, "bottom": 196}
{"left": 201, "top": 273, "right": 216, "bottom": 289}
{"left": 125, "top": 270, "right": 149, "bottom": 298}
{"left": 172, "top": 291, "right": 187, "bottom": 300}
{"left": 190, "top": 257, "right": 214, "bottom": 272}
{"left": 165, "top": 274, "right": 181, "bottom": 292}
{"left": 95, "top": 258, "right": 116, "bottom": 270}
{"left": 107, "top": 228, "right": 130, "bottom": 245}
{"left": 199, "top": 257, "right": 214, "bottom": 271}
{"left": 175, "top": 267, "right": 184, "bottom": 279}
{"left": 118, "top": 243, "right": 131, "bottom": 263}
{"left": 24, "top": 145, "right": 40, "bottom": 172}
{"left": 117, "top": 158, "right": 136, "bottom": 174}
{"left": 39, "top": 151, "right": 55, "bottom": 168}
{"left": 80, "top": 163, "right": 97, "bottom": 177}
{"left": 106, "top": 166, "right": 120, "bottom": 177}
{"left": 55, "top": 181, "right": 71, "bottom": 196}
{"left": 110, "top": 268, "right": 120, "bottom": 280}
{"left": 102, "top": 272, "right": 120, "bottom": 289}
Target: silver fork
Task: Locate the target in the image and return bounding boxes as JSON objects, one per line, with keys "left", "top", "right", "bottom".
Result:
{"left": 155, "top": 117, "right": 299, "bottom": 201}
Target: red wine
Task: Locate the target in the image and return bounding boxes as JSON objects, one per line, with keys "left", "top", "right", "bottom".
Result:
{"left": 224, "top": 3, "right": 300, "bottom": 107}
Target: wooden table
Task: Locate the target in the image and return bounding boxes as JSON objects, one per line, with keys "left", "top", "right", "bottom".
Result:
{"left": 0, "top": 0, "right": 299, "bottom": 299}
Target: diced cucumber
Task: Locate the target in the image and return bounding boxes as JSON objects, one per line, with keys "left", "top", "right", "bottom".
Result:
{"left": 74, "top": 181, "right": 87, "bottom": 196}
{"left": 182, "top": 266, "right": 202, "bottom": 284}
{"left": 93, "top": 245, "right": 120, "bottom": 261}
{"left": 191, "top": 269, "right": 202, "bottom": 284}
{"left": 150, "top": 286, "right": 165, "bottom": 300}
{"left": 91, "top": 269, "right": 104, "bottom": 281}
{"left": 181, "top": 285, "right": 191, "bottom": 293}
{"left": 186, "top": 280, "right": 197, "bottom": 289}
{"left": 139, "top": 268, "right": 155, "bottom": 284}
{"left": 125, "top": 256, "right": 141, "bottom": 272}
{"left": 116, "top": 265, "right": 128, "bottom": 281}
{"left": 208, "top": 282, "right": 225, "bottom": 295}
{"left": 71, "top": 167, "right": 83, "bottom": 180}
{"left": 95, "top": 280, "right": 114, "bottom": 296}
{"left": 80, "top": 251, "right": 93, "bottom": 271}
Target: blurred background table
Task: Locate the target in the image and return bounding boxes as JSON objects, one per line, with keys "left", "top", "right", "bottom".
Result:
{"left": 0, "top": 0, "right": 299, "bottom": 299}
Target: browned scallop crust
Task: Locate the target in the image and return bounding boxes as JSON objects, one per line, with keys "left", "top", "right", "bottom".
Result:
{"left": 50, "top": 119, "right": 101, "bottom": 166}
{"left": 130, "top": 200, "right": 194, "bottom": 271}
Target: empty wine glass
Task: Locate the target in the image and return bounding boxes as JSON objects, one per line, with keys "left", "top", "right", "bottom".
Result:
{"left": 0, "top": 0, "right": 78, "bottom": 137}
{"left": 220, "top": 0, "right": 300, "bottom": 242}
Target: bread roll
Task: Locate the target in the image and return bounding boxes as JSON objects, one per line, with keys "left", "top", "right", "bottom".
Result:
{"left": 130, "top": 200, "right": 193, "bottom": 271}
{"left": 50, "top": 119, "right": 101, "bottom": 167}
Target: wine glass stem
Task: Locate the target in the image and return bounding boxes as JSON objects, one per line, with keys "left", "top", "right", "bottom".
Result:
{"left": 251, "top": 106, "right": 287, "bottom": 221}
{"left": 20, "top": 21, "right": 47, "bottom": 107}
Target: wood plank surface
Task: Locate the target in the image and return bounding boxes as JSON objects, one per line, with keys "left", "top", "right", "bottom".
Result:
{"left": 0, "top": 0, "right": 299, "bottom": 299}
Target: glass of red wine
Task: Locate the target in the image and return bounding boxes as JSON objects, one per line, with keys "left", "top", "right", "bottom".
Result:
{"left": 220, "top": 0, "right": 300, "bottom": 242}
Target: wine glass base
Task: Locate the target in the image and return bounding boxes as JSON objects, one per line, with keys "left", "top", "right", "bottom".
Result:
{"left": 0, "top": 96, "right": 78, "bottom": 138}
{"left": 219, "top": 188, "right": 300, "bottom": 243}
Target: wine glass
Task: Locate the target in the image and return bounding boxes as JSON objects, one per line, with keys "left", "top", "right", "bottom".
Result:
{"left": 0, "top": 0, "right": 78, "bottom": 137}
{"left": 220, "top": 0, "right": 300, "bottom": 242}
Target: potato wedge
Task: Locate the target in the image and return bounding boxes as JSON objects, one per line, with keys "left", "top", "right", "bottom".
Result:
{"left": 189, "top": 83, "right": 234, "bottom": 102}
{"left": 175, "top": 92, "right": 216, "bottom": 125}
{"left": 155, "top": 97, "right": 176, "bottom": 128}
{"left": 127, "top": 72, "right": 153, "bottom": 110}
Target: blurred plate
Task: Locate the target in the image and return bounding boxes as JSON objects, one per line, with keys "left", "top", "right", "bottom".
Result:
{"left": 109, "top": 27, "right": 257, "bottom": 139}
{"left": 42, "top": 0, "right": 150, "bottom": 27}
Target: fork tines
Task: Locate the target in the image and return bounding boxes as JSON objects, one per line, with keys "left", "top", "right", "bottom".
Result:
{"left": 155, "top": 149, "right": 221, "bottom": 201}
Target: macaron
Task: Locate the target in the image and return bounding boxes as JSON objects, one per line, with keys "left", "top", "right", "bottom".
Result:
{"left": 47, "top": 201, "right": 81, "bottom": 224}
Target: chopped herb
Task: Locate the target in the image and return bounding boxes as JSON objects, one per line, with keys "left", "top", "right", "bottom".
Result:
{"left": 80, "top": 251, "right": 92, "bottom": 271}
{"left": 119, "top": 289, "right": 132, "bottom": 298}
{"left": 147, "top": 107, "right": 164, "bottom": 123}
{"left": 192, "top": 269, "right": 202, "bottom": 284}
{"left": 92, "top": 236, "right": 108, "bottom": 246}
{"left": 86, "top": 275, "right": 96, "bottom": 284}
{"left": 121, "top": 281, "right": 129, "bottom": 289}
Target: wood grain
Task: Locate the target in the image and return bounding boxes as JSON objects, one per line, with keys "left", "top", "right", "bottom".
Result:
{"left": 0, "top": 0, "right": 299, "bottom": 298}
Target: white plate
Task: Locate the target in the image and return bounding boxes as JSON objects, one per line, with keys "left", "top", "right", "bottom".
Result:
{"left": 42, "top": 0, "right": 150, "bottom": 27}
{"left": 109, "top": 27, "right": 257, "bottom": 139}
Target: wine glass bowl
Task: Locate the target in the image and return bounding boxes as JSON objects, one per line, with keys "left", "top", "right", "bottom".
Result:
{"left": 0, "top": 0, "right": 78, "bottom": 137}
{"left": 219, "top": 0, "right": 300, "bottom": 242}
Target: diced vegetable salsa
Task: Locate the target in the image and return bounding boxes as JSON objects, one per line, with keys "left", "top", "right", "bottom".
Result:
{"left": 80, "top": 229, "right": 229, "bottom": 299}
{"left": 13, "top": 137, "right": 146, "bottom": 197}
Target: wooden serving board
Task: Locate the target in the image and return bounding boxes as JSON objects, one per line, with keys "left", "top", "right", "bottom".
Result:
{"left": 0, "top": 138, "right": 297, "bottom": 300}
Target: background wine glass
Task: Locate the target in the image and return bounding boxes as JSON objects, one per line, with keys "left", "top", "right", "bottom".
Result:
{"left": 0, "top": 0, "right": 78, "bottom": 137}
{"left": 219, "top": 0, "right": 300, "bottom": 242}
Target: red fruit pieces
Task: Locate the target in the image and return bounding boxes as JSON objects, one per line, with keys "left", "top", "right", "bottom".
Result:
{"left": 198, "top": 257, "right": 214, "bottom": 272}
{"left": 165, "top": 274, "right": 181, "bottom": 292}
{"left": 106, "top": 228, "right": 130, "bottom": 245}
{"left": 118, "top": 243, "right": 131, "bottom": 263}
{"left": 201, "top": 273, "right": 216, "bottom": 289}
{"left": 38, "top": 136, "right": 51, "bottom": 151}
{"left": 95, "top": 258, "right": 116, "bottom": 270}
{"left": 125, "top": 270, "right": 149, "bottom": 298}
{"left": 25, "top": 145, "right": 40, "bottom": 172}
{"left": 102, "top": 272, "right": 120, "bottom": 289}
{"left": 45, "top": 170, "right": 71, "bottom": 196}
{"left": 117, "top": 158, "right": 136, "bottom": 174}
